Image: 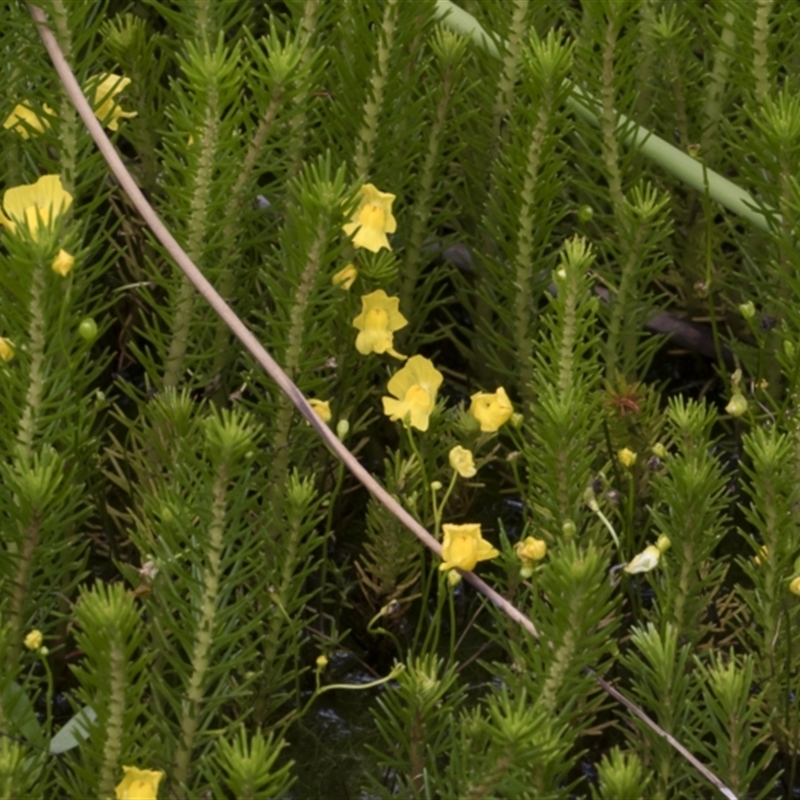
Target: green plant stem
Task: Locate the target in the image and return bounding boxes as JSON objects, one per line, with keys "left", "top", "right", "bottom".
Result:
{"left": 287, "top": 0, "right": 319, "bottom": 179}
{"left": 354, "top": 0, "right": 398, "bottom": 181}
{"left": 51, "top": 0, "right": 77, "bottom": 194}
{"left": 752, "top": 0, "right": 773, "bottom": 104}
{"left": 211, "top": 86, "right": 285, "bottom": 389}
{"left": 266, "top": 221, "right": 328, "bottom": 522}
{"left": 405, "top": 427, "right": 431, "bottom": 521}
{"left": 164, "top": 93, "right": 221, "bottom": 388}
{"left": 513, "top": 99, "right": 551, "bottom": 404}
{"left": 401, "top": 56, "right": 455, "bottom": 315}
{"left": 172, "top": 464, "right": 228, "bottom": 797}
{"left": 605, "top": 224, "right": 646, "bottom": 380}
{"left": 97, "top": 638, "right": 126, "bottom": 799}
{"left": 435, "top": 0, "right": 771, "bottom": 232}
{"left": 17, "top": 262, "right": 47, "bottom": 464}
{"left": 598, "top": 5, "right": 624, "bottom": 213}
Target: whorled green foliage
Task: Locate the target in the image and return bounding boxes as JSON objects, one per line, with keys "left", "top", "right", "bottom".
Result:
{"left": 468, "top": 28, "right": 574, "bottom": 395}
{"left": 522, "top": 237, "right": 606, "bottom": 543}
{"left": 621, "top": 623, "right": 699, "bottom": 798}
{"left": 688, "top": 650, "right": 776, "bottom": 799}
{"left": 736, "top": 425, "right": 800, "bottom": 755}
{"left": 367, "top": 655, "right": 465, "bottom": 797}
{"left": 356, "top": 453, "right": 425, "bottom": 613}
{"left": 201, "top": 728, "right": 295, "bottom": 800}
{"left": 107, "top": 393, "right": 327, "bottom": 796}
{"left": 8, "top": 0, "right": 800, "bottom": 796}
{"left": 446, "top": 689, "right": 573, "bottom": 800}
{"left": 644, "top": 398, "right": 731, "bottom": 644}
{"left": 60, "top": 581, "right": 150, "bottom": 799}
{"left": 591, "top": 747, "right": 650, "bottom": 800}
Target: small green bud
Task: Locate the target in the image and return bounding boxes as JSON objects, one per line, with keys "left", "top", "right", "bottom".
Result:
{"left": 78, "top": 317, "right": 98, "bottom": 342}
{"left": 739, "top": 301, "right": 756, "bottom": 320}
{"left": 509, "top": 412, "right": 524, "bottom": 429}
{"left": 430, "top": 480, "right": 443, "bottom": 491}
{"left": 562, "top": 519, "right": 576, "bottom": 538}
{"left": 785, "top": 340, "right": 796, "bottom": 359}
{"left": 336, "top": 418, "right": 350, "bottom": 440}
{"left": 577, "top": 205, "right": 594, "bottom": 223}
{"left": 656, "top": 534, "right": 671, "bottom": 553}
{"left": 651, "top": 442, "right": 667, "bottom": 459}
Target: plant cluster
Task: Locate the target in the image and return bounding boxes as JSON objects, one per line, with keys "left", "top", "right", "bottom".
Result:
{"left": 3, "top": 1, "right": 800, "bottom": 798}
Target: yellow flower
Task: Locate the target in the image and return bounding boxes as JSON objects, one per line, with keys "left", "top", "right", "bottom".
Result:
{"left": 342, "top": 184, "right": 397, "bottom": 252}
{"left": 469, "top": 387, "right": 513, "bottom": 432}
{"left": 515, "top": 536, "right": 547, "bottom": 565}
{"left": 0, "top": 175, "right": 73, "bottom": 239}
{"left": 24, "top": 629, "right": 43, "bottom": 651}
{"left": 51, "top": 248, "right": 75, "bottom": 277}
{"left": 618, "top": 447, "right": 637, "bottom": 468}
{"left": 316, "top": 654, "right": 329, "bottom": 669}
{"left": 115, "top": 766, "right": 164, "bottom": 800}
{"left": 439, "top": 523, "right": 499, "bottom": 572}
{"left": 308, "top": 398, "right": 332, "bottom": 423}
{"left": 624, "top": 545, "right": 661, "bottom": 574}
{"left": 353, "top": 290, "right": 407, "bottom": 360}
{"left": 332, "top": 264, "right": 358, "bottom": 290}
{"left": 382, "top": 355, "right": 443, "bottom": 432}
{"left": 3, "top": 102, "right": 54, "bottom": 139}
{"left": 0, "top": 338, "right": 14, "bottom": 362}
{"left": 90, "top": 74, "right": 137, "bottom": 131}
{"left": 449, "top": 445, "right": 477, "bottom": 478}
{"left": 790, "top": 576, "right": 800, "bottom": 596}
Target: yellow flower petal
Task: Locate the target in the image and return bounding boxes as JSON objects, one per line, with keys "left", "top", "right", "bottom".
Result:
{"left": 439, "top": 523, "right": 499, "bottom": 572}
{"left": 449, "top": 445, "right": 477, "bottom": 478}
{"left": 618, "top": 447, "right": 637, "bottom": 468}
{"left": 24, "top": 629, "right": 43, "bottom": 650}
{"left": 90, "top": 74, "right": 137, "bottom": 131}
{"left": 0, "top": 337, "right": 15, "bottom": 362}
{"left": 381, "top": 355, "right": 443, "bottom": 432}
{"left": 332, "top": 264, "right": 358, "bottom": 290}
{"left": 342, "top": 184, "right": 397, "bottom": 253}
{"left": 52, "top": 248, "right": 75, "bottom": 277}
{"left": 115, "top": 766, "right": 164, "bottom": 800}
{"left": 469, "top": 387, "right": 513, "bottom": 432}
{"left": 515, "top": 536, "right": 547, "bottom": 565}
{"left": 308, "top": 398, "right": 332, "bottom": 423}
{"left": 624, "top": 545, "right": 661, "bottom": 575}
{"left": 1, "top": 175, "right": 73, "bottom": 239}
{"left": 3, "top": 102, "right": 52, "bottom": 139}
{"left": 353, "top": 290, "right": 407, "bottom": 359}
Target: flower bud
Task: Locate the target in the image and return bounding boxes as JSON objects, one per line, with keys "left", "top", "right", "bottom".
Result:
{"left": 79, "top": 317, "right": 98, "bottom": 342}
{"left": 618, "top": 447, "right": 637, "bottom": 468}
{"left": 725, "top": 394, "right": 748, "bottom": 418}
{"left": 656, "top": 534, "right": 671, "bottom": 553}
{"left": 739, "top": 301, "right": 756, "bottom": 320}
{"left": 336, "top": 419, "right": 350, "bottom": 440}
